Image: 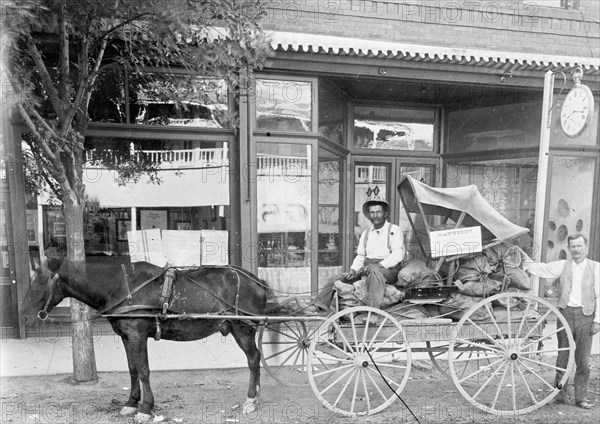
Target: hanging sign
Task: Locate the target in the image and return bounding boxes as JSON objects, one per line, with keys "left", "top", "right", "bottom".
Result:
{"left": 429, "top": 226, "right": 482, "bottom": 258}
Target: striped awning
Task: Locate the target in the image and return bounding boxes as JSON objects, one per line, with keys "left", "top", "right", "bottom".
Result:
{"left": 268, "top": 31, "right": 600, "bottom": 74}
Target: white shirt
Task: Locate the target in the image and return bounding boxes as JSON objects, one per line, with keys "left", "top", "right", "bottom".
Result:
{"left": 523, "top": 257, "right": 600, "bottom": 324}
{"left": 351, "top": 221, "right": 404, "bottom": 271}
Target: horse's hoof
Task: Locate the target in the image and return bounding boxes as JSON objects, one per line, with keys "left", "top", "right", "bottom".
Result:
{"left": 242, "top": 399, "right": 257, "bottom": 414}
{"left": 134, "top": 412, "right": 152, "bottom": 422}
{"left": 119, "top": 406, "right": 137, "bottom": 416}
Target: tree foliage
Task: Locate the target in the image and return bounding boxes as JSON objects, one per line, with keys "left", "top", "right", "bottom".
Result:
{"left": 3, "top": 0, "right": 270, "bottom": 202}
{"left": 1, "top": 0, "right": 271, "bottom": 381}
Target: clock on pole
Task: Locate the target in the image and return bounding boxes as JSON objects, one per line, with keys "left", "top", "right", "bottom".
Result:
{"left": 560, "top": 66, "right": 595, "bottom": 138}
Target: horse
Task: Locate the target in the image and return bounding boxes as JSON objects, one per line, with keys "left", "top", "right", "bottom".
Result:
{"left": 21, "top": 258, "right": 269, "bottom": 422}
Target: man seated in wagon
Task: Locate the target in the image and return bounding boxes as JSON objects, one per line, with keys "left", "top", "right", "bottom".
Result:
{"left": 307, "top": 195, "right": 404, "bottom": 313}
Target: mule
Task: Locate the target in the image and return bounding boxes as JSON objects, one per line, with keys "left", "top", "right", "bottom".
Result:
{"left": 21, "top": 258, "right": 269, "bottom": 422}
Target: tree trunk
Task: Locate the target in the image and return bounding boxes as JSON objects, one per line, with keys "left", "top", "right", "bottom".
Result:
{"left": 63, "top": 203, "right": 98, "bottom": 382}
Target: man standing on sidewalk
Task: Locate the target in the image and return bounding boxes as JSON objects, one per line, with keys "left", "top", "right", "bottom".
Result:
{"left": 522, "top": 233, "right": 600, "bottom": 409}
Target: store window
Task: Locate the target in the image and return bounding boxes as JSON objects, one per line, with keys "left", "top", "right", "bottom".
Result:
{"left": 447, "top": 102, "right": 541, "bottom": 153}
{"left": 89, "top": 70, "right": 230, "bottom": 128}
{"left": 254, "top": 79, "right": 313, "bottom": 132}
{"left": 354, "top": 106, "right": 435, "bottom": 151}
{"left": 318, "top": 159, "right": 343, "bottom": 286}
{"left": 546, "top": 156, "right": 595, "bottom": 261}
{"left": 445, "top": 159, "right": 538, "bottom": 253}
{"left": 88, "top": 66, "right": 127, "bottom": 123}
{"left": 318, "top": 78, "right": 345, "bottom": 144}
{"left": 257, "top": 143, "right": 312, "bottom": 298}
{"left": 131, "top": 75, "right": 230, "bottom": 127}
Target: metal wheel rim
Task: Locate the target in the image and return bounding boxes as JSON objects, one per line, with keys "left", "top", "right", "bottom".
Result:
{"left": 308, "top": 306, "right": 412, "bottom": 416}
{"left": 258, "top": 321, "right": 317, "bottom": 387}
{"left": 448, "top": 292, "right": 575, "bottom": 416}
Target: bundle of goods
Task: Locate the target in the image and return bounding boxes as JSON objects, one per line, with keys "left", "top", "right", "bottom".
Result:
{"left": 440, "top": 243, "right": 532, "bottom": 321}
{"left": 334, "top": 279, "right": 404, "bottom": 310}
{"left": 397, "top": 259, "right": 457, "bottom": 302}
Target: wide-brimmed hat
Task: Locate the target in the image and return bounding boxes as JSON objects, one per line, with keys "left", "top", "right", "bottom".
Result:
{"left": 362, "top": 194, "right": 390, "bottom": 217}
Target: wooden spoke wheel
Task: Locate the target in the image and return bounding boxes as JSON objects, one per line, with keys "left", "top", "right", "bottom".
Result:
{"left": 448, "top": 292, "right": 575, "bottom": 416}
{"left": 426, "top": 340, "right": 470, "bottom": 380}
{"left": 258, "top": 320, "right": 325, "bottom": 387}
{"left": 307, "top": 307, "right": 412, "bottom": 416}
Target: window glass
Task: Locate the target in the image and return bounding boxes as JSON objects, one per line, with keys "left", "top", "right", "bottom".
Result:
{"left": 397, "top": 166, "right": 436, "bottom": 262}
{"left": 257, "top": 143, "right": 312, "bottom": 300}
{"left": 318, "top": 79, "right": 344, "bottom": 143}
{"left": 448, "top": 102, "right": 541, "bottom": 153}
{"left": 255, "top": 79, "right": 312, "bottom": 132}
{"left": 318, "top": 160, "right": 342, "bottom": 273}
{"left": 89, "top": 66, "right": 126, "bottom": 123}
{"left": 354, "top": 106, "right": 434, "bottom": 151}
{"left": 130, "top": 74, "right": 230, "bottom": 128}
{"left": 353, "top": 164, "right": 388, "bottom": 253}
{"left": 445, "top": 159, "right": 538, "bottom": 254}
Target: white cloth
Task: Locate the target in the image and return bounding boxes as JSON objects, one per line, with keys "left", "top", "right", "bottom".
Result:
{"left": 351, "top": 221, "right": 404, "bottom": 271}
{"left": 523, "top": 257, "right": 600, "bottom": 324}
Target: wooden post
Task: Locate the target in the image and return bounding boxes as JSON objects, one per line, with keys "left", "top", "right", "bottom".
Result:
{"left": 532, "top": 70, "right": 554, "bottom": 297}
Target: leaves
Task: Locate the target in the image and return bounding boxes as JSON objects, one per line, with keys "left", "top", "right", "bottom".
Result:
{"left": 5, "top": 0, "right": 270, "bottom": 206}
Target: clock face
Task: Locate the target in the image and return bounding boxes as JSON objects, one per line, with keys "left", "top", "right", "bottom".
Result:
{"left": 560, "top": 84, "right": 594, "bottom": 138}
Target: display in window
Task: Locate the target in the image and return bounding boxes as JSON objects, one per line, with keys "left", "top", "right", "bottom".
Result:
{"left": 255, "top": 79, "right": 312, "bottom": 132}
{"left": 116, "top": 220, "right": 132, "bottom": 242}
{"left": 140, "top": 210, "right": 168, "bottom": 230}
{"left": 354, "top": 106, "right": 435, "bottom": 151}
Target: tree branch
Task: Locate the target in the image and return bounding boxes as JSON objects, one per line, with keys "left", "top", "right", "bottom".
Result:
{"left": 89, "top": 11, "right": 153, "bottom": 54}
{"left": 24, "top": 34, "right": 63, "bottom": 120}
{"left": 61, "top": 29, "right": 108, "bottom": 137}
{"left": 17, "top": 104, "right": 58, "bottom": 163}
{"left": 58, "top": 1, "right": 70, "bottom": 101}
{"left": 17, "top": 104, "right": 74, "bottom": 196}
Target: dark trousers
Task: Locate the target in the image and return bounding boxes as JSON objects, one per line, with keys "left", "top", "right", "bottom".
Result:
{"left": 555, "top": 306, "right": 595, "bottom": 403}
{"left": 314, "top": 259, "right": 400, "bottom": 310}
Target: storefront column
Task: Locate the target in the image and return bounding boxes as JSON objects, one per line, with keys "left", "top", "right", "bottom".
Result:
{"left": 531, "top": 70, "right": 554, "bottom": 297}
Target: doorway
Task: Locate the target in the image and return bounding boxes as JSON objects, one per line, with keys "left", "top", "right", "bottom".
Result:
{"left": 352, "top": 158, "right": 438, "bottom": 262}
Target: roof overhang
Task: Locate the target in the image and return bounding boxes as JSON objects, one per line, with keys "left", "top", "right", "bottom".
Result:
{"left": 268, "top": 31, "right": 600, "bottom": 76}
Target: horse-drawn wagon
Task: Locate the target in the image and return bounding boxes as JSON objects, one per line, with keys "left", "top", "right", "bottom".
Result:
{"left": 256, "top": 175, "right": 575, "bottom": 417}
{"left": 22, "top": 176, "right": 575, "bottom": 421}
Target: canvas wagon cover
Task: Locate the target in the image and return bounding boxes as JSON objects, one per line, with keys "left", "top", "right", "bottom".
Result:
{"left": 398, "top": 176, "right": 529, "bottom": 245}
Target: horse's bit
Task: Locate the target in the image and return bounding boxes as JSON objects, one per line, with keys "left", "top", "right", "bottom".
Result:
{"left": 37, "top": 273, "right": 60, "bottom": 321}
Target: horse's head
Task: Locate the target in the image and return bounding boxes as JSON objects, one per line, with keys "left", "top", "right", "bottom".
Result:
{"left": 21, "top": 259, "right": 66, "bottom": 326}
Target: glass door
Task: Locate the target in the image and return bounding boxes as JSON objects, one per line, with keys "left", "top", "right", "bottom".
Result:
{"left": 352, "top": 159, "right": 437, "bottom": 264}
{"left": 396, "top": 164, "right": 437, "bottom": 262}
{"left": 317, "top": 152, "right": 344, "bottom": 291}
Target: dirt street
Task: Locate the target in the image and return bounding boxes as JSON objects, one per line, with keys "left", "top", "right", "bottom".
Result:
{"left": 1, "top": 356, "right": 599, "bottom": 424}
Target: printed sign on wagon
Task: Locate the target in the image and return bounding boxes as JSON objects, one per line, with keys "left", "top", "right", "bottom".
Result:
{"left": 429, "top": 226, "right": 482, "bottom": 258}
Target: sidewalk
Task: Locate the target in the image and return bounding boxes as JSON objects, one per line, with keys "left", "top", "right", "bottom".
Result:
{"left": 1, "top": 320, "right": 599, "bottom": 378}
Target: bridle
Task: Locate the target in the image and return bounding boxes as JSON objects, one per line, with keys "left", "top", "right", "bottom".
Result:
{"left": 37, "top": 272, "right": 61, "bottom": 321}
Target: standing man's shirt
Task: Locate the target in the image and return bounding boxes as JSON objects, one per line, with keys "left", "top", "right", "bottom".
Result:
{"left": 523, "top": 257, "right": 600, "bottom": 324}
{"left": 351, "top": 221, "right": 404, "bottom": 271}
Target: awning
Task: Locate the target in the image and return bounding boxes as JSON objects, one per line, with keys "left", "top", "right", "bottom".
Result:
{"left": 398, "top": 175, "right": 529, "bottom": 244}
{"left": 268, "top": 31, "right": 600, "bottom": 73}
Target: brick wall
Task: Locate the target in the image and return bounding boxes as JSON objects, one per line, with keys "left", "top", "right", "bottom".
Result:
{"left": 263, "top": 0, "right": 600, "bottom": 58}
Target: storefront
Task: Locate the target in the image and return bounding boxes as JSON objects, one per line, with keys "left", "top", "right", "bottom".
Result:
{"left": 3, "top": 2, "right": 600, "bottom": 338}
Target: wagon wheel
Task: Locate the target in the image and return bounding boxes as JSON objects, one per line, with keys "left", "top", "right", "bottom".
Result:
{"left": 307, "top": 306, "right": 412, "bottom": 416}
{"left": 258, "top": 320, "right": 327, "bottom": 386}
{"left": 426, "top": 340, "right": 470, "bottom": 380}
{"left": 448, "top": 292, "right": 575, "bottom": 416}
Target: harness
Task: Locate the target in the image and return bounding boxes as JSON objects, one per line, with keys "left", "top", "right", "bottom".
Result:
{"left": 37, "top": 264, "right": 267, "bottom": 339}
